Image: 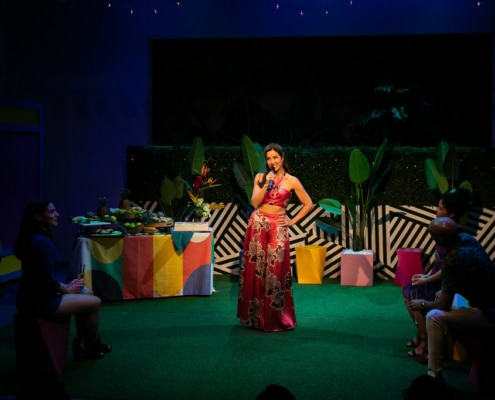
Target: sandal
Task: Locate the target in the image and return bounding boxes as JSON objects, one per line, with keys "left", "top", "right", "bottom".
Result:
{"left": 407, "top": 337, "right": 427, "bottom": 362}
{"left": 406, "top": 336, "right": 420, "bottom": 348}
{"left": 407, "top": 348, "right": 427, "bottom": 358}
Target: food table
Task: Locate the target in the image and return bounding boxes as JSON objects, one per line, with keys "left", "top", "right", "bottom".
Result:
{"left": 70, "top": 231, "right": 214, "bottom": 302}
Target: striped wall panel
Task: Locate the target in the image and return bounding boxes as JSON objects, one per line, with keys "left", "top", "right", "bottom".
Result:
{"left": 136, "top": 201, "right": 495, "bottom": 280}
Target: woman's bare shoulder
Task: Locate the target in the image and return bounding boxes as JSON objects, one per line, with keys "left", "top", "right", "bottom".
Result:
{"left": 285, "top": 173, "right": 301, "bottom": 183}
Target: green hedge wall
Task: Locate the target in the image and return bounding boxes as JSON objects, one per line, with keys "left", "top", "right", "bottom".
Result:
{"left": 126, "top": 145, "right": 495, "bottom": 209}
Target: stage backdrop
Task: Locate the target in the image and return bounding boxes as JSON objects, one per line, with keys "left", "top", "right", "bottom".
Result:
{"left": 135, "top": 201, "right": 495, "bottom": 280}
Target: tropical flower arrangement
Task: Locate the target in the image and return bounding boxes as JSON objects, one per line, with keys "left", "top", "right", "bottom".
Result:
{"left": 183, "top": 164, "right": 224, "bottom": 221}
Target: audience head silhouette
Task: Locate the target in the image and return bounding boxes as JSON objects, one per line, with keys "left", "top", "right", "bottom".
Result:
{"left": 403, "top": 375, "right": 452, "bottom": 400}
{"left": 256, "top": 384, "right": 295, "bottom": 400}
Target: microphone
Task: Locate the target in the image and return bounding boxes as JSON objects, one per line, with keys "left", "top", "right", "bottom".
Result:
{"left": 267, "top": 167, "right": 275, "bottom": 192}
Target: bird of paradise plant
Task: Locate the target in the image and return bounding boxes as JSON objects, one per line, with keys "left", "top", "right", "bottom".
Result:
{"left": 183, "top": 163, "right": 224, "bottom": 221}
{"left": 159, "top": 136, "right": 225, "bottom": 221}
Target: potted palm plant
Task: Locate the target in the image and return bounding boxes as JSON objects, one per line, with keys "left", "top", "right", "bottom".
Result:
{"left": 317, "top": 138, "right": 392, "bottom": 285}
{"left": 317, "top": 138, "right": 392, "bottom": 251}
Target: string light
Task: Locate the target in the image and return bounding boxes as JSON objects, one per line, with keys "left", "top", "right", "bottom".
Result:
{"left": 274, "top": 1, "right": 353, "bottom": 17}
{"left": 106, "top": 0, "right": 183, "bottom": 15}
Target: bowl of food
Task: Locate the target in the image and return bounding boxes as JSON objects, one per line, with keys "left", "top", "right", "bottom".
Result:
{"left": 124, "top": 223, "right": 144, "bottom": 234}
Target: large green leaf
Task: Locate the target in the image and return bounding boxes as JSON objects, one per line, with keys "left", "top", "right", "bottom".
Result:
{"left": 435, "top": 139, "right": 449, "bottom": 175}
{"left": 459, "top": 180, "right": 473, "bottom": 192}
{"left": 443, "top": 147, "right": 460, "bottom": 186}
{"left": 370, "top": 138, "right": 389, "bottom": 179}
{"left": 315, "top": 217, "right": 341, "bottom": 235}
{"left": 161, "top": 177, "right": 177, "bottom": 206}
{"left": 370, "top": 166, "right": 391, "bottom": 196}
{"left": 344, "top": 198, "right": 357, "bottom": 221}
{"left": 424, "top": 158, "right": 449, "bottom": 193}
{"left": 241, "top": 135, "right": 265, "bottom": 177}
{"left": 232, "top": 160, "right": 251, "bottom": 191}
{"left": 369, "top": 139, "right": 391, "bottom": 199}
{"left": 188, "top": 136, "right": 205, "bottom": 175}
{"left": 349, "top": 149, "right": 370, "bottom": 184}
{"left": 318, "top": 198, "right": 342, "bottom": 215}
{"left": 244, "top": 180, "right": 254, "bottom": 205}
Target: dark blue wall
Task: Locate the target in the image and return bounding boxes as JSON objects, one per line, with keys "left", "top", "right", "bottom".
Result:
{"left": 2, "top": 0, "right": 494, "bottom": 261}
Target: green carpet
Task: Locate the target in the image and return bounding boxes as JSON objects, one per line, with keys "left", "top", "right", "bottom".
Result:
{"left": 0, "top": 275, "right": 483, "bottom": 399}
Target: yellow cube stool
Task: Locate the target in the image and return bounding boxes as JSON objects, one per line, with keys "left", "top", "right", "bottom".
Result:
{"left": 295, "top": 245, "right": 326, "bottom": 284}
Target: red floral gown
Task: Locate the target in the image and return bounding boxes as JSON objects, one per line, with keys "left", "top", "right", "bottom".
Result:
{"left": 237, "top": 185, "right": 295, "bottom": 332}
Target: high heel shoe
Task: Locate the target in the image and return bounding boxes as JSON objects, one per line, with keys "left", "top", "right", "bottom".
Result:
{"left": 72, "top": 338, "right": 104, "bottom": 360}
{"left": 95, "top": 336, "right": 112, "bottom": 354}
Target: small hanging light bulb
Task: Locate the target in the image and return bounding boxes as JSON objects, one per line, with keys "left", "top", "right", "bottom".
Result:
{"left": 130, "top": 8, "right": 134, "bottom": 14}
{"left": 299, "top": 9, "right": 304, "bottom": 16}
{"left": 107, "top": 1, "right": 112, "bottom": 9}
{"left": 276, "top": 3, "right": 280, "bottom": 10}
{"left": 153, "top": 8, "right": 158, "bottom": 14}
{"left": 325, "top": 7, "right": 329, "bottom": 15}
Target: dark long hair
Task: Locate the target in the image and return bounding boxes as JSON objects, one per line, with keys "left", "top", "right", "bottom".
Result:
{"left": 441, "top": 188, "right": 472, "bottom": 223}
{"left": 258, "top": 143, "right": 291, "bottom": 188}
{"left": 13, "top": 198, "right": 53, "bottom": 261}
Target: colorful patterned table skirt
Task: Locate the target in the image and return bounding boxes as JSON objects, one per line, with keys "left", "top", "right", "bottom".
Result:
{"left": 71, "top": 232, "right": 214, "bottom": 301}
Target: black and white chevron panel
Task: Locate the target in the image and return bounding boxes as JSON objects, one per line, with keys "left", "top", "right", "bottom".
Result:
{"left": 135, "top": 201, "right": 495, "bottom": 280}
{"left": 207, "top": 202, "right": 248, "bottom": 274}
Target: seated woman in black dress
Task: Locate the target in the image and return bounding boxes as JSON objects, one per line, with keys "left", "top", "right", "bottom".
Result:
{"left": 14, "top": 198, "right": 111, "bottom": 360}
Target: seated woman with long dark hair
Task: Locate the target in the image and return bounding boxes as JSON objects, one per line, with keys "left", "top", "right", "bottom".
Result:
{"left": 14, "top": 198, "right": 111, "bottom": 360}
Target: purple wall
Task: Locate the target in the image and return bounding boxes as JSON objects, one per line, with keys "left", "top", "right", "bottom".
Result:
{"left": 2, "top": 0, "right": 494, "bottom": 261}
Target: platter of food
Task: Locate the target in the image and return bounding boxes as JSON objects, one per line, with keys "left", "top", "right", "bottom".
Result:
{"left": 144, "top": 222, "right": 174, "bottom": 228}
{"left": 91, "top": 231, "right": 123, "bottom": 237}
{"left": 79, "top": 221, "right": 112, "bottom": 227}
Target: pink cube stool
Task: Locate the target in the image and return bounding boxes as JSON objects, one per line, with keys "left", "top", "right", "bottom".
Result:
{"left": 394, "top": 248, "right": 424, "bottom": 287}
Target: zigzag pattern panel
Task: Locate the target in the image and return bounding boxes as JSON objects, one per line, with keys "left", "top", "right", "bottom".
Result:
{"left": 135, "top": 201, "right": 495, "bottom": 280}
{"left": 386, "top": 205, "right": 437, "bottom": 279}
{"left": 464, "top": 207, "right": 495, "bottom": 259}
{"left": 208, "top": 203, "right": 247, "bottom": 274}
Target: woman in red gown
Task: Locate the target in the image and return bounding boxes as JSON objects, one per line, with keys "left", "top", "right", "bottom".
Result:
{"left": 237, "top": 143, "right": 313, "bottom": 332}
